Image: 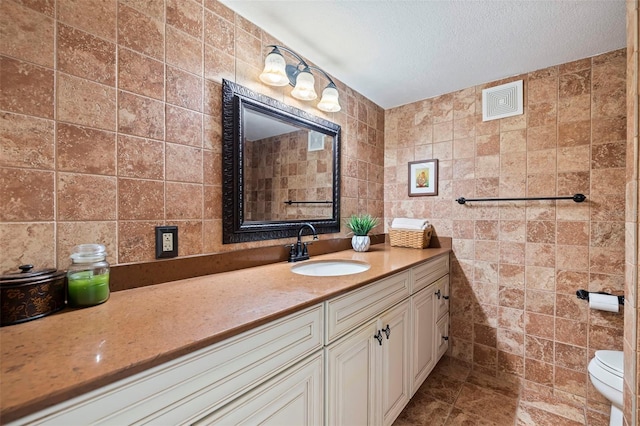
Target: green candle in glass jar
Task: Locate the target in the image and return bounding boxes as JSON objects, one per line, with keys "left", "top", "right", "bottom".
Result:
{"left": 67, "top": 244, "right": 110, "bottom": 308}
{"left": 67, "top": 271, "right": 110, "bottom": 307}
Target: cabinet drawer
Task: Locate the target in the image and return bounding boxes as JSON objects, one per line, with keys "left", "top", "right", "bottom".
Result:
{"left": 434, "top": 275, "right": 450, "bottom": 320}
{"left": 412, "top": 254, "right": 449, "bottom": 293}
{"left": 13, "top": 305, "right": 324, "bottom": 426}
{"left": 194, "top": 353, "right": 324, "bottom": 425}
{"left": 325, "top": 271, "right": 410, "bottom": 344}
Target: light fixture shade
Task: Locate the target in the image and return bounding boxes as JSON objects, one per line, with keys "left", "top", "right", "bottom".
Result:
{"left": 291, "top": 70, "right": 317, "bottom": 101}
{"left": 259, "top": 51, "right": 289, "bottom": 86}
{"left": 317, "top": 85, "right": 341, "bottom": 112}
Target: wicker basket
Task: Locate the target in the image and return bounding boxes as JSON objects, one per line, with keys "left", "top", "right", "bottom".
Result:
{"left": 389, "top": 226, "right": 432, "bottom": 249}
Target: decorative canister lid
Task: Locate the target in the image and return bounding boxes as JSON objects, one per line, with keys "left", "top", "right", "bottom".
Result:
{"left": 0, "top": 265, "right": 66, "bottom": 286}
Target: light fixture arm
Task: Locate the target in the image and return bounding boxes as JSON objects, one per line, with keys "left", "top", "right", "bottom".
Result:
{"left": 266, "top": 45, "right": 337, "bottom": 88}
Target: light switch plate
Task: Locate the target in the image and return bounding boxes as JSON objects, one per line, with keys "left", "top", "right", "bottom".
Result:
{"left": 155, "top": 226, "right": 178, "bottom": 259}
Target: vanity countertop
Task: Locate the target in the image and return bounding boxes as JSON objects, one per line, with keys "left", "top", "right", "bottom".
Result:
{"left": 0, "top": 244, "right": 450, "bottom": 422}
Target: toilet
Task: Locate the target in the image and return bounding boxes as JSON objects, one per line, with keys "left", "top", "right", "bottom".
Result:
{"left": 588, "top": 350, "right": 624, "bottom": 426}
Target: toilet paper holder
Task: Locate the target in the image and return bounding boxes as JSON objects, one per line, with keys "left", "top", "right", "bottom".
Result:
{"left": 576, "top": 289, "right": 624, "bottom": 305}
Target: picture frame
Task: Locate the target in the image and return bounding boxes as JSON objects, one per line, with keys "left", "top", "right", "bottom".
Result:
{"left": 408, "top": 159, "right": 438, "bottom": 197}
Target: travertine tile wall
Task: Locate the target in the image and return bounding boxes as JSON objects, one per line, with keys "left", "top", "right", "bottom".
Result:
{"left": 245, "top": 130, "right": 333, "bottom": 221}
{"left": 385, "top": 49, "right": 627, "bottom": 420}
{"left": 625, "top": 2, "right": 639, "bottom": 425}
{"left": 0, "top": 0, "right": 384, "bottom": 273}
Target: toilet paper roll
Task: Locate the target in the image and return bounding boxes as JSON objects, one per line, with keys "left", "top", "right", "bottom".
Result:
{"left": 589, "top": 293, "right": 619, "bottom": 313}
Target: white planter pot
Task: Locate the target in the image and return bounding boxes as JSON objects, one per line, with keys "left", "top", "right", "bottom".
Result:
{"left": 351, "top": 235, "right": 371, "bottom": 252}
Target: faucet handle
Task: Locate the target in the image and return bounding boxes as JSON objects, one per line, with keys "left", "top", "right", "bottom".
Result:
{"left": 285, "top": 243, "right": 296, "bottom": 262}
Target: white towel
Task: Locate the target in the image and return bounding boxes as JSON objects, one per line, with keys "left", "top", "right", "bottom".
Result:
{"left": 391, "top": 218, "right": 430, "bottom": 230}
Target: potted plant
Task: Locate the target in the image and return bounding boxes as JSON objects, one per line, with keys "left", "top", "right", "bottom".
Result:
{"left": 346, "top": 214, "right": 379, "bottom": 252}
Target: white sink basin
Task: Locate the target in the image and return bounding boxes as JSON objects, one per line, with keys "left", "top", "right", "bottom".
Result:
{"left": 290, "top": 259, "right": 371, "bottom": 277}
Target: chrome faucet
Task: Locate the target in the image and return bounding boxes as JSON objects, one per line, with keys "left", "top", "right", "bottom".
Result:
{"left": 288, "top": 223, "right": 319, "bottom": 262}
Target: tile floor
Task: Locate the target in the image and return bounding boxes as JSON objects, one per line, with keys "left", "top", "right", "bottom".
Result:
{"left": 393, "top": 356, "right": 611, "bottom": 426}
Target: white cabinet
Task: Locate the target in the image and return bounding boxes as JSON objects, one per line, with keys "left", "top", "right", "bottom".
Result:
{"left": 325, "top": 300, "right": 410, "bottom": 426}
{"left": 325, "top": 318, "right": 379, "bottom": 425}
{"left": 379, "top": 300, "right": 411, "bottom": 426}
{"left": 411, "top": 271, "right": 450, "bottom": 396}
{"left": 411, "top": 284, "right": 436, "bottom": 394}
{"left": 196, "top": 353, "right": 324, "bottom": 426}
{"left": 11, "top": 305, "right": 324, "bottom": 426}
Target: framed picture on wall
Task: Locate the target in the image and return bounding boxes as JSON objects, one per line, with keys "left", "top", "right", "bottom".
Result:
{"left": 408, "top": 159, "right": 438, "bottom": 196}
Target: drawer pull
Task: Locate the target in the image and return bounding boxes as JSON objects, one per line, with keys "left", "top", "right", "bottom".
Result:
{"left": 442, "top": 336, "right": 449, "bottom": 341}
{"left": 443, "top": 295, "right": 449, "bottom": 300}
{"left": 435, "top": 289, "right": 441, "bottom": 299}
{"left": 382, "top": 324, "right": 391, "bottom": 339}
{"left": 374, "top": 330, "right": 383, "bottom": 345}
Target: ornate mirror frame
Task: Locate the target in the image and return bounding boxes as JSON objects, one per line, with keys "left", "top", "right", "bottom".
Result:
{"left": 222, "top": 79, "right": 341, "bottom": 244}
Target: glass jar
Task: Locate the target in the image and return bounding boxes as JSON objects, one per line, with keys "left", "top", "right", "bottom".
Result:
{"left": 67, "top": 244, "right": 110, "bottom": 308}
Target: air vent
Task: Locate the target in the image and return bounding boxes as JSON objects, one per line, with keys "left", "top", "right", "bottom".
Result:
{"left": 482, "top": 80, "right": 523, "bottom": 121}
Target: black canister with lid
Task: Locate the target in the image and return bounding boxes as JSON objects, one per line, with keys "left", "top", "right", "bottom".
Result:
{"left": 0, "top": 265, "right": 67, "bottom": 326}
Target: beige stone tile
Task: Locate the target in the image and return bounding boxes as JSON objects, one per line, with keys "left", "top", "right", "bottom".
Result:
{"left": 592, "top": 141, "right": 626, "bottom": 169}
{"left": 59, "top": 0, "right": 116, "bottom": 41}
{"left": 167, "top": 0, "right": 202, "bottom": 39}
{"left": 58, "top": 73, "right": 116, "bottom": 130}
{"left": 393, "top": 394, "right": 451, "bottom": 426}
{"left": 167, "top": 66, "right": 202, "bottom": 112}
{"left": 556, "top": 317, "right": 588, "bottom": 347}
{"left": 118, "top": 48, "right": 164, "bottom": 100}
{"left": 57, "top": 123, "right": 116, "bottom": 175}
{"left": 0, "top": 56, "right": 54, "bottom": 119}
{"left": 166, "top": 143, "right": 203, "bottom": 183}
{"left": 57, "top": 23, "right": 116, "bottom": 85}
{"left": 526, "top": 125, "right": 557, "bottom": 152}
{"left": 166, "top": 182, "right": 203, "bottom": 220}
{"left": 118, "top": 3, "right": 164, "bottom": 60}
{"left": 166, "top": 105, "right": 203, "bottom": 147}
{"left": 166, "top": 26, "right": 202, "bottom": 76}
{"left": 516, "top": 402, "right": 584, "bottom": 426}
{"left": 498, "top": 306, "right": 524, "bottom": 333}
{"left": 118, "top": 178, "right": 164, "bottom": 220}
{"left": 204, "top": 44, "right": 235, "bottom": 83}
{"left": 556, "top": 245, "right": 589, "bottom": 271}
{"left": 117, "top": 135, "right": 164, "bottom": 180}
{"left": 0, "top": 112, "right": 54, "bottom": 169}
{"left": 473, "top": 343, "right": 497, "bottom": 370}
{"left": 117, "top": 220, "right": 164, "bottom": 263}
{"left": 525, "top": 289, "right": 555, "bottom": 315}
{"left": 0, "top": 168, "right": 54, "bottom": 221}
{"left": 524, "top": 358, "right": 554, "bottom": 386}
{"left": 120, "top": 0, "right": 164, "bottom": 20}
{"left": 174, "top": 220, "right": 203, "bottom": 256}
{"left": 118, "top": 91, "right": 164, "bottom": 139}
{"left": 1, "top": 0, "right": 54, "bottom": 67}
{"left": 0, "top": 222, "right": 55, "bottom": 274}
{"left": 57, "top": 173, "right": 116, "bottom": 221}
{"left": 56, "top": 221, "right": 117, "bottom": 268}
{"left": 558, "top": 120, "right": 591, "bottom": 147}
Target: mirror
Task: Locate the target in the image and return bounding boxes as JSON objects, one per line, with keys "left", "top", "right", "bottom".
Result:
{"left": 222, "top": 79, "right": 341, "bottom": 244}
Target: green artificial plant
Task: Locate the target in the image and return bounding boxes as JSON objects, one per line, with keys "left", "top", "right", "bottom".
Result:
{"left": 346, "top": 214, "right": 379, "bottom": 236}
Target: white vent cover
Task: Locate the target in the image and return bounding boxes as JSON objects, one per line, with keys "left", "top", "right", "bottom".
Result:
{"left": 482, "top": 80, "right": 523, "bottom": 121}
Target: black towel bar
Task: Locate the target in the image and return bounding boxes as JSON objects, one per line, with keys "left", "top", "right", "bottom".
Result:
{"left": 455, "top": 194, "right": 586, "bottom": 205}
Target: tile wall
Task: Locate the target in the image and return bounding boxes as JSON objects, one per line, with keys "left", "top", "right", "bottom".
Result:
{"left": 0, "top": 0, "right": 385, "bottom": 273}
{"left": 625, "top": 2, "right": 639, "bottom": 425}
{"left": 385, "top": 49, "right": 627, "bottom": 420}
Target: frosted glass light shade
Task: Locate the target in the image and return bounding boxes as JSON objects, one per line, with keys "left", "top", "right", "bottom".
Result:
{"left": 259, "top": 51, "right": 289, "bottom": 86}
{"left": 291, "top": 70, "right": 317, "bottom": 101}
{"left": 317, "top": 86, "right": 341, "bottom": 112}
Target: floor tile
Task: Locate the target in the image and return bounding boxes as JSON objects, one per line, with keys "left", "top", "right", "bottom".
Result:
{"left": 417, "top": 371, "right": 466, "bottom": 404}
{"left": 393, "top": 394, "right": 452, "bottom": 426}
{"left": 453, "top": 382, "right": 519, "bottom": 424}
{"left": 516, "top": 402, "right": 585, "bottom": 425}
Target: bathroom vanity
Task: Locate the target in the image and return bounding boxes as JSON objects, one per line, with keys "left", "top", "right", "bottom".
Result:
{"left": 0, "top": 245, "right": 450, "bottom": 425}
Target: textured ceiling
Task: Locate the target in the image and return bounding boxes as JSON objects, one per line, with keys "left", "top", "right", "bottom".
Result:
{"left": 220, "top": 0, "right": 626, "bottom": 109}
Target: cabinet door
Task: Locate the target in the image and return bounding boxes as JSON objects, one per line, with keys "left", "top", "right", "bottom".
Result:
{"left": 325, "top": 320, "right": 379, "bottom": 426}
{"left": 195, "top": 353, "right": 323, "bottom": 426}
{"left": 436, "top": 314, "right": 449, "bottom": 360}
{"left": 434, "top": 275, "right": 450, "bottom": 320}
{"left": 411, "top": 285, "right": 436, "bottom": 395}
{"left": 379, "top": 299, "right": 411, "bottom": 426}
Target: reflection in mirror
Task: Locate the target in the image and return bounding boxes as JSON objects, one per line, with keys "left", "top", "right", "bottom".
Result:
{"left": 244, "top": 108, "right": 334, "bottom": 222}
{"left": 222, "top": 79, "right": 341, "bottom": 244}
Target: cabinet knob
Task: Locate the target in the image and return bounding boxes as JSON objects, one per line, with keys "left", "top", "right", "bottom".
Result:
{"left": 374, "top": 330, "right": 383, "bottom": 345}
{"left": 443, "top": 295, "right": 449, "bottom": 300}
{"left": 435, "top": 289, "right": 441, "bottom": 299}
{"left": 442, "top": 336, "right": 449, "bottom": 341}
{"left": 382, "top": 324, "right": 391, "bottom": 339}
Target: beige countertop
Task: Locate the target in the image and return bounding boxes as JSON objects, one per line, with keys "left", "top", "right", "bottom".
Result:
{"left": 0, "top": 245, "right": 450, "bottom": 422}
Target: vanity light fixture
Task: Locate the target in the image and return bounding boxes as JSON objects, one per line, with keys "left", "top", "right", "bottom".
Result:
{"left": 259, "top": 45, "right": 341, "bottom": 112}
